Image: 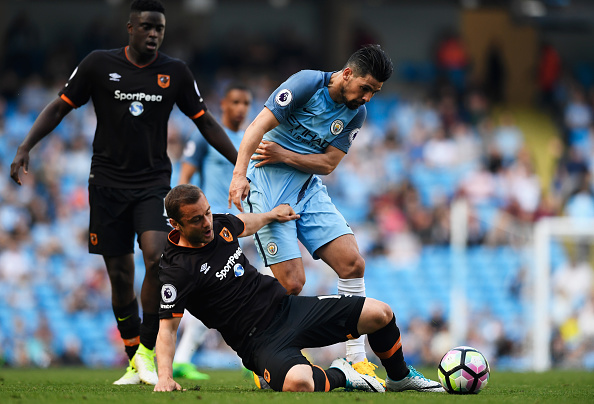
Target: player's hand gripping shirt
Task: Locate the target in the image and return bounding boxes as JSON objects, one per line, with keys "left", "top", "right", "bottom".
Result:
{"left": 158, "top": 214, "right": 287, "bottom": 352}
{"left": 247, "top": 70, "right": 366, "bottom": 193}
{"left": 59, "top": 47, "right": 207, "bottom": 188}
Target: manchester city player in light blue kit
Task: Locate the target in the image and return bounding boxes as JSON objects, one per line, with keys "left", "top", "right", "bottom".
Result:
{"left": 180, "top": 83, "right": 252, "bottom": 213}
{"left": 172, "top": 84, "right": 252, "bottom": 380}
{"left": 229, "top": 45, "right": 393, "bottom": 385}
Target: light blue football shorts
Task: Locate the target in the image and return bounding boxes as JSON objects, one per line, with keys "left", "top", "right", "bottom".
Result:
{"left": 243, "top": 169, "right": 353, "bottom": 266}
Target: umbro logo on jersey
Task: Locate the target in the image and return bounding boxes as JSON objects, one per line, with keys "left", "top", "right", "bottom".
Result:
{"left": 109, "top": 72, "right": 121, "bottom": 82}
{"left": 200, "top": 263, "right": 210, "bottom": 274}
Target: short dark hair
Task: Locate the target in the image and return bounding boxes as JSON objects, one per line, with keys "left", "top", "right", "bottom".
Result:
{"left": 224, "top": 83, "right": 251, "bottom": 97}
{"left": 130, "top": 0, "right": 165, "bottom": 15}
{"left": 165, "top": 184, "right": 204, "bottom": 223}
{"left": 345, "top": 44, "right": 393, "bottom": 83}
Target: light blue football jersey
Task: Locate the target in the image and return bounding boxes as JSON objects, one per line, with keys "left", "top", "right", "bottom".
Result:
{"left": 246, "top": 70, "right": 366, "bottom": 191}
{"left": 182, "top": 127, "right": 244, "bottom": 214}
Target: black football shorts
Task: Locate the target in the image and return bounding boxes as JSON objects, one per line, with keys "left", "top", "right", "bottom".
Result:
{"left": 240, "top": 294, "right": 365, "bottom": 391}
{"left": 88, "top": 184, "right": 171, "bottom": 256}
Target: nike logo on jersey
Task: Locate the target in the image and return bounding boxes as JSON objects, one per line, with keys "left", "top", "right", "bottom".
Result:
{"left": 302, "top": 107, "right": 315, "bottom": 115}
{"left": 109, "top": 72, "right": 121, "bottom": 82}
{"left": 117, "top": 314, "right": 132, "bottom": 322}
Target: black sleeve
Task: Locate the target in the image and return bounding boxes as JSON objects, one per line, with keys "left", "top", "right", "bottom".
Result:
{"left": 59, "top": 51, "right": 97, "bottom": 108}
{"left": 158, "top": 266, "right": 194, "bottom": 319}
{"left": 175, "top": 63, "right": 208, "bottom": 119}
{"left": 219, "top": 214, "right": 246, "bottom": 238}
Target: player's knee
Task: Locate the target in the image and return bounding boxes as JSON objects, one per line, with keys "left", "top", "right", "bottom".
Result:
{"left": 366, "top": 299, "right": 393, "bottom": 331}
{"left": 338, "top": 254, "right": 365, "bottom": 279}
{"left": 282, "top": 374, "right": 314, "bottom": 392}
{"left": 143, "top": 254, "right": 161, "bottom": 273}
{"left": 376, "top": 301, "right": 394, "bottom": 327}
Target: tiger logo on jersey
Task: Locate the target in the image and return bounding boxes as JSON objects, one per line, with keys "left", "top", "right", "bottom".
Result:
{"left": 90, "top": 233, "right": 98, "bottom": 246}
{"left": 158, "top": 74, "right": 170, "bottom": 88}
{"left": 219, "top": 227, "right": 233, "bottom": 242}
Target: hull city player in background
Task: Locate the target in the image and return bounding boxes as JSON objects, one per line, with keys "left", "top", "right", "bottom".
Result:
{"left": 228, "top": 44, "right": 393, "bottom": 384}
{"left": 154, "top": 184, "right": 443, "bottom": 393}
{"left": 9, "top": 0, "right": 237, "bottom": 386}
{"left": 171, "top": 83, "right": 252, "bottom": 380}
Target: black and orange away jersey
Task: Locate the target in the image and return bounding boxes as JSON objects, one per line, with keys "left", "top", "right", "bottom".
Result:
{"left": 59, "top": 47, "right": 207, "bottom": 188}
{"left": 159, "top": 214, "right": 287, "bottom": 352}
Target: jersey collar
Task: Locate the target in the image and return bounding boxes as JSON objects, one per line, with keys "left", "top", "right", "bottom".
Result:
{"left": 124, "top": 46, "right": 158, "bottom": 68}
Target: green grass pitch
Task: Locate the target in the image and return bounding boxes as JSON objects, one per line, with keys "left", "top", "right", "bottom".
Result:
{"left": 1, "top": 367, "right": 593, "bottom": 404}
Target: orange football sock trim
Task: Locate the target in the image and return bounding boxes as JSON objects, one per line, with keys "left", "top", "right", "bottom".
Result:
{"left": 312, "top": 365, "right": 330, "bottom": 392}
{"left": 123, "top": 336, "right": 140, "bottom": 346}
{"left": 374, "top": 336, "right": 402, "bottom": 359}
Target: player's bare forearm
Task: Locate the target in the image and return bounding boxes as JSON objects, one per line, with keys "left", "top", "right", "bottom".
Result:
{"left": 195, "top": 111, "right": 237, "bottom": 165}
{"left": 234, "top": 108, "right": 279, "bottom": 177}
{"left": 237, "top": 204, "right": 300, "bottom": 237}
{"left": 154, "top": 318, "right": 181, "bottom": 392}
{"left": 178, "top": 162, "right": 198, "bottom": 185}
{"left": 229, "top": 108, "right": 279, "bottom": 211}
{"left": 10, "top": 97, "right": 72, "bottom": 185}
{"left": 252, "top": 142, "right": 345, "bottom": 175}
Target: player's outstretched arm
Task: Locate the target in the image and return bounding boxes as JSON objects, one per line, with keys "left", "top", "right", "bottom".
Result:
{"left": 229, "top": 107, "right": 279, "bottom": 212}
{"left": 252, "top": 142, "right": 346, "bottom": 175}
{"left": 194, "top": 111, "right": 237, "bottom": 165}
{"left": 178, "top": 161, "right": 198, "bottom": 185}
{"left": 10, "top": 97, "right": 73, "bottom": 185}
{"left": 237, "top": 204, "right": 300, "bottom": 237}
{"left": 154, "top": 317, "right": 184, "bottom": 392}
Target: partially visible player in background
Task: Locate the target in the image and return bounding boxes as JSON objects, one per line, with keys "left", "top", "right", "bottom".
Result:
{"left": 172, "top": 83, "right": 252, "bottom": 380}
{"left": 229, "top": 44, "right": 393, "bottom": 385}
{"left": 9, "top": 0, "right": 237, "bottom": 386}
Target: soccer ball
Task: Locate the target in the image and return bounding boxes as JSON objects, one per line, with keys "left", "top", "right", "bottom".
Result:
{"left": 437, "top": 346, "right": 490, "bottom": 394}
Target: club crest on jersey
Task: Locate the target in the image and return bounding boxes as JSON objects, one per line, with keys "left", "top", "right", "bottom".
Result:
{"left": 158, "top": 74, "right": 170, "bottom": 88}
{"left": 330, "top": 119, "right": 344, "bottom": 135}
{"left": 234, "top": 263, "right": 245, "bottom": 277}
{"left": 267, "top": 242, "right": 278, "bottom": 256}
{"left": 219, "top": 227, "right": 233, "bottom": 242}
{"left": 90, "top": 233, "right": 98, "bottom": 246}
{"left": 275, "top": 89, "right": 293, "bottom": 107}
{"left": 129, "top": 101, "right": 144, "bottom": 116}
{"left": 161, "top": 284, "right": 177, "bottom": 303}
{"left": 348, "top": 128, "right": 359, "bottom": 144}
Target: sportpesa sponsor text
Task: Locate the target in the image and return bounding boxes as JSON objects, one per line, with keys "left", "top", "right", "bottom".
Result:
{"left": 216, "top": 246, "right": 243, "bottom": 280}
{"left": 114, "top": 90, "right": 163, "bottom": 102}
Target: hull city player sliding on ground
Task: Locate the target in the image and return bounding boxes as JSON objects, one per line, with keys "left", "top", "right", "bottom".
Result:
{"left": 9, "top": 0, "right": 237, "bottom": 386}
{"left": 171, "top": 84, "right": 252, "bottom": 380}
{"left": 228, "top": 44, "right": 392, "bottom": 384}
{"left": 155, "top": 184, "right": 443, "bottom": 393}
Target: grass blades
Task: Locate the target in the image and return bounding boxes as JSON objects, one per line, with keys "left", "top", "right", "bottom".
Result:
{"left": 1, "top": 367, "right": 593, "bottom": 404}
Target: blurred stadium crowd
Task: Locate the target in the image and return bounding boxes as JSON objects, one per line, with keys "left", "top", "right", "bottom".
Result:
{"left": 0, "top": 9, "right": 593, "bottom": 372}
